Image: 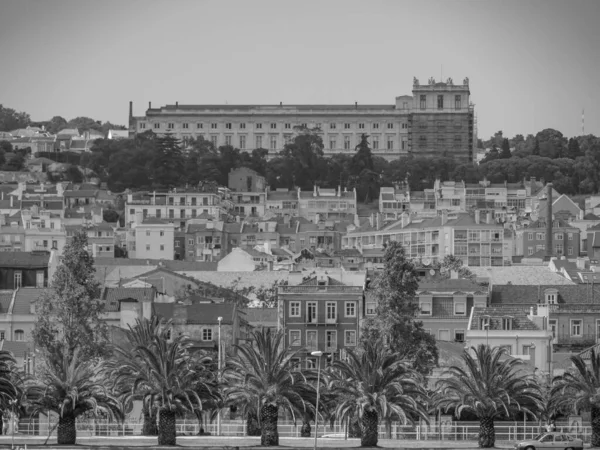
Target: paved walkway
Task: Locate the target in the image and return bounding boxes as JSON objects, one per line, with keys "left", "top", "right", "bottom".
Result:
{"left": 0, "top": 435, "right": 522, "bottom": 449}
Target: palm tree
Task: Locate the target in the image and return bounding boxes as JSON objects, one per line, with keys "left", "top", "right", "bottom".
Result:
{"left": 0, "top": 350, "right": 18, "bottom": 435}
{"left": 224, "top": 328, "right": 313, "bottom": 446}
{"left": 105, "top": 316, "right": 170, "bottom": 436}
{"left": 122, "top": 332, "right": 210, "bottom": 445}
{"left": 435, "top": 344, "right": 543, "bottom": 448}
{"left": 551, "top": 349, "right": 600, "bottom": 447}
{"left": 327, "top": 338, "right": 429, "bottom": 447}
{"left": 27, "top": 346, "right": 122, "bottom": 445}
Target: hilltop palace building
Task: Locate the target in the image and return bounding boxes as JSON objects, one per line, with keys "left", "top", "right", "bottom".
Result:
{"left": 128, "top": 76, "right": 475, "bottom": 162}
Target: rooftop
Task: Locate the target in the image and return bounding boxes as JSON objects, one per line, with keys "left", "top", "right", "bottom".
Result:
{"left": 0, "top": 252, "right": 49, "bottom": 269}
{"left": 152, "top": 302, "right": 236, "bottom": 325}
{"left": 470, "top": 306, "right": 539, "bottom": 331}
{"left": 470, "top": 266, "right": 575, "bottom": 286}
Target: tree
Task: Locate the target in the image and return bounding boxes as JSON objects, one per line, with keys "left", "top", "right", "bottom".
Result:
{"left": 27, "top": 346, "right": 122, "bottom": 445}
{"left": 480, "top": 145, "right": 500, "bottom": 164}
{"left": 278, "top": 129, "right": 327, "bottom": 190}
{"left": 0, "top": 141, "right": 12, "bottom": 153}
{"left": 113, "top": 328, "right": 209, "bottom": 445}
{"left": 32, "top": 230, "right": 107, "bottom": 360}
{"left": 567, "top": 138, "right": 582, "bottom": 159}
{"left": 225, "top": 328, "right": 313, "bottom": 446}
{"left": 499, "top": 138, "right": 511, "bottom": 159}
{"left": 0, "top": 350, "right": 17, "bottom": 434}
{"left": 351, "top": 134, "right": 374, "bottom": 173}
{"left": 360, "top": 241, "right": 438, "bottom": 375}
{"left": 65, "top": 117, "right": 102, "bottom": 133}
{"left": 0, "top": 105, "right": 30, "bottom": 131}
{"left": 64, "top": 166, "right": 83, "bottom": 183}
{"left": 435, "top": 345, "right": 542, "bottom": 448}
{"left": 328, "top": 338, "right": 428, "bottom": 446}
{"left": 551, "top": 349, "right": 600, "bottom": 446}
{"left": 532, "top": 138, "right": 540, "bottom": 156}
{"left": 150, "top": 133, "right": 185, "bottom": 189}
{"left": 3, "top": 153, "right": 25, "bottom": 171}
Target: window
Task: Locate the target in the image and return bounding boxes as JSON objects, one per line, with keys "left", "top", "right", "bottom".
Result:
{"left": 536, "top": 232, "right": 545, "bottom": 240}
{"left": 555, "top": 233, "right": 563, "bottom": 240}
{"left": 528, "top": 247, "right": 534, "bottom": 255}
{"left": 160, "top": 244, "right": 164, "bottom": 251}
{"left": 326, "top": 330, "right": 337, "bottom": 350}
{"left": 306, "top": 358, "right": 316, "bottom": 369}
{"left": 197, "top": 123, "right": 203, "bottom": 129}
{"left": 159, "top": 230, "right": 164, "bottom": 237}
{"left": 14, "top": 271, "right": 22, "bottom": 288}
{"left": 455, "top": 95, "right": 461, "bottom": 109}
{"left": 366, "top": 297, "right": 376, "bottom": 315}
{"left": 306, "top": 330, "right": 317, "bottom": 350}
{"left": 256, "top": 123, "right": 262, "bottom": 129}
{"left": 285, "top": 123, "right": 291, "bottom": 129}
{"left": 202, "top": 328, "right": 213, "bottom": 341}
{"left": 344, "top": 136, "right": 351, "bottom": 150}
{"left": 437, "top": 95, "right": 444, "bottom": 109}
{"left": 183, "top": 123, "right": 189, "bottom": 129}
{"left": 344, "top": 123, "right": 350, "bottom": 129}
{"left": 175, "top": 241, "right": 180, "bottom": 248}
{"left": 14, "top": 330, "right": 24, "bottom": 341}
{"left": 289, "top": 330, "right": 301, "bottom": 346}
{"left": 522, "top": 345, "right": 534, "bottom": 356}
{"left": 289, "top": 302, "right": 300, "bottom": 317}
{"left": 372, "top": 137, "right": 379, "bottom": 150}
{"left": 357, "top": 123, "right": 364, "bottom": 129}
{"left": 270, "top": 136, "right": 277, "bottom": 150}
{"left": 0, "top": 331, "right": 4, "bottom": 340}
{"left": 211, "top": 136, "right": 217, "bottom": 147}
{"left": 387, "top": 137, "right": 394, "bottom": 150}
{"left": 326, "top": 302, "right": 336, "bottom": 321}
{"left": 420, "top": 301, "right": 432, "bottom": 315}
{"left": 528, "top": 232, "right": 533, "bottom": 240}
{"left": 454, "top": 302, "right": 466, "bottom": 316}
{"left": 568, "top": 247, "right": 573, "bottom": 255}
{"left": 225, "top": 123, "right": 232, "bottom": 129}
{"left": 168, "top": 123, "right": 174, "bottom": 129}
{"left": 345, "top": 301, "right": 356, "bottom": 317}
{"left": 420, "top": 95, "right": 426, "bottom": 109}
{"left": 546, "top": 292, "right": 557, "bottom": 304}
{"left": 502, "top": 317, "right": 512, "bottom": 330}
{"left": 307, "top": 302, "right": 317, "bottom": 323}
{"left": 454, "top": 330, "right": 465, "bottom": 342}
{"left": 188, "top": 238, "right": 194, "bottom": 245}
{"left": 372, "top": 123, "right": 379, "bottom": 129}
{"left": 345, "top": 331, "right": 357, "bottom": 346}
{"left": 480, "top": 317, "right": 490, "bottom": 330}
{"left": 256, "top": 135, "right": 263, "bottom": 148}
{"left": 239, "top": 135, "right": 246, "bottom": 149}
{"left": 270, "top": 123, "right": 277, "bottom": 129}
{"left": 555, "top": 243, "right": 563, "bottom": 255}
{"left": 139, "top": 122, "right": 146, "bottom": 129}
{"left": 568, "top": 233, "right": 573, "bottom": 240}
{"left": 211, "top": 123, "right": 218, "bottom": 129}
{"left": 146, "top": 244, "right": 150, "bottom": 251}
{"left": 154, "top": 123, "right": 160, "bottom": 129}
{"left": 387, "top": 123, "right": 393, "bottom": 129}
{"left": 571, "top": 320, "right": 582, "bottom": 337}
{"left": 329, "top": 137, "right": 337, "bottom": 149}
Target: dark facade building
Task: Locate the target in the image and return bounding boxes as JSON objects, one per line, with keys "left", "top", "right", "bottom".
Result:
{"left": 0, "top": 251, "right": 49, "bottom": 289}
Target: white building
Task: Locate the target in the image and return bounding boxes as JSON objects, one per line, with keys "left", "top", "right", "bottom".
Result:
{"left": 133, "top": 218, "right": 176, "bottom": 260}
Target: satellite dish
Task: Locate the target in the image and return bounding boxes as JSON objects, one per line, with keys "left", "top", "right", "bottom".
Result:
{"left": 429, "top": 269, "right": 436, "bottom": 276}
{"left": 422, "top": 258, "right": 431, "bottom": 266}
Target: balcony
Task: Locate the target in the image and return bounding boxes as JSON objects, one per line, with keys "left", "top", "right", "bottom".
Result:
{"left": 306, "top": 315, "right": 339, "bottom": 325}
{"left": 280, "top": 286, "right": 363, "bottom": 293}
{"left": 325, "top": 345, "right": 338, "bottom": 353}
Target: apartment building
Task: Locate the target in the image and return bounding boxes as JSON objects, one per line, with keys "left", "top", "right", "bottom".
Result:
{"left": 298, "top": 186, "right": 357, "bottom": 222}
{"left": 266, "top": 189, "right": 299, "bottom": 217}
{"left": 343, "top": 211, "right": 509, "bottom": 267}
{"left": 518, "top": 218, "right": 580, "bottom": 258}
{"left": 133, "top": 218, "right": 176, "bottom": 260}
{"left": 185, "top": 220, "right": 226, "bottom": 262}
{"left": 278, "top": 270, "right": 366, "bottom": 367}
{"left": 125, "top": 186, "right": 232, "bottom": 229}
{"left": 128, "top": 76, "right": 475, "bottom": 162}
{"left": 21, "top": 208, "right": 66, "bottom": 254}
{"left": 65, "top": 222, "right": 115, "bottom": 258}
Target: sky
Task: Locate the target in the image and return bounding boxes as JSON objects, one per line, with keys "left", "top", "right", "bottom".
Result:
{"left": 0, "top": 0, "right": 599, "bottom": 140}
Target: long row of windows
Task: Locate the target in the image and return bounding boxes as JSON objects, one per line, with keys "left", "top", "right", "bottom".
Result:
{"left": 140, "top": 121, "right": 405, "bottom": 131}
{"left": 289, "top": 301, "right": 356, "bottom": 318}
{"left": 0, "top": 330, "right": 24, "bottom": 341}
{"left": 424, "top": 328, "right": 465, "bottom": 342}
{"left": 289, "top": 329, "right": 357, "bottom": 347}
{"left": 527, "top": 245, "right": 573, "bottom": 256}
{"left": 131, "top": 208, "right": 211, "bottom": 219}
{"left": 419, "top": 94, "right": 463, "bottom": 110}
{"left": 527, "top": 232, "right": 574, "bottom": 240}
{"left": 419, "top": 301, "right": 466, "bottom": 316}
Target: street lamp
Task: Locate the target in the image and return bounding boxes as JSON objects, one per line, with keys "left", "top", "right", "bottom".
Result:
{"left": 217, "top": 316, "right": 223, "bottom": 436}
{"left": 10, "top": 398, "right": 17, "bottom": 449}
{"left": 311, "top": 350, "right": 323, "bottom": 450}
{"left": 481, "top": 315, "right": 491, "bottom": 347}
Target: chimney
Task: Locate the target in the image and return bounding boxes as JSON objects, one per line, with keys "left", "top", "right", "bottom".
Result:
{"left": 10, "top": 196, "right": 13, "bottom": 208}
{"left": 337, "top": 185, "right": 341, "bottom": 197}
{"left": 369, "top": 213, "right": 374, "bottom": 228}
{"left": 148, "top": 101, "right": 152, "bottom": 109}
{"left": 546, "top": 183, "right": 553, "bottom": 259}
{"left": 129, "top": 101, "right": 133, "bottom": 118}
{"left": 280, "top": 101, "right": 282, "bottom": 106}
{"left": 441, "top": 210, "right": 448, "bottom": 226}
{"left": 176, "top": 101, "right": 179, "bottom": 108}
{"left": 313, "top": 185, "right": 317, "bottom": 197}
{"left": 475, "top": 210, "right": 480, "bottom": 224}
{"left": 354, "top": 214, "right": 360, "bottom": 227}
{"left": 355, "top": 101, "right": 358, "bottom": 109}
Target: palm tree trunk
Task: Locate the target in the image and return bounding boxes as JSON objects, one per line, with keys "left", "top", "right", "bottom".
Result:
{"left": 300, "top": 419, "right": 311, "bottom": 437}
{"left": 246, "top": 410, "right": 261, "bottom": 436}
{"left": 360, "top": 409, "right": 378, "bottom": 447}
{"left": 142, "top": 404, "right": 158, "bottom": 436}
{"left": 0, "top": 413, "right": 3, "bottom": 436}
{"left": 592, "top": 405, "right": 600, "bottom": 447}
{"left": 57, "top": 413, "right": 77, "bottom": 445}
{"left": 385, "top": 417, "right": 392, "bottom": 439}
{"left": 259, "top": 403, "right": 279, "bottom": 446}
{"left": 478, "top": 416, "right": 495, "bottom": 448}
{"left": 157, "top": 408, "right": 176, "bottom": 446}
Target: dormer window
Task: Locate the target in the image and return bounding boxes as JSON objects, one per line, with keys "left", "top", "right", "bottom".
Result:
{"left": 420, "top": 302, "right": 432, "bottom": 315}
{"left": 502, "top": 317, "right": 512, "bottom": 330}
{"left": 546, "top": 293, "right": 556, "bottom": 304}
{"left": 480, "top": 317, "right": 490, "bottom": 329}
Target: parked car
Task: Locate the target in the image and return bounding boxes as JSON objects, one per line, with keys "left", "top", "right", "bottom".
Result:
{"left": 514, "top": 432, "right": 583, "bottom": 450}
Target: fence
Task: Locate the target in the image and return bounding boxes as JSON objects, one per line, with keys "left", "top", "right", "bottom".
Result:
{"left": 14, "top": 418, "right": 594, "bottom": 443}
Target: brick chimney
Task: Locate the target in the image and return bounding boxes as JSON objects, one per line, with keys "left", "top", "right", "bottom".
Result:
{"left": 545, "top": 183, "right": 553, "bottom": 259}
{"left": 441, "top": 210, "right": 448, "bottom": 226}
{"left": 129, "top": 101, "right": 133, "bottom": 118}
{"left": 474, "top": 210, "right": 480, "bottom": 224}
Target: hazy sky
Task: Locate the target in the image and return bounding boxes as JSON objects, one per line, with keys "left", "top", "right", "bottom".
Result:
{"left": 0, "top": 0, "right": 598, "bottom": 139}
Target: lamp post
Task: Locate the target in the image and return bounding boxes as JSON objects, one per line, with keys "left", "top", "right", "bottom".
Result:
{"left": 311, "top": 350, "right": 323, "bottom": 450}
{"left": 10, "top": 398, "right": 17, "bottom": 449}
{"left": 217, "top": 316, "right": 223, "bottom": 436}
{"left": 481, "top": 315, "right": 491, "bottom": 347}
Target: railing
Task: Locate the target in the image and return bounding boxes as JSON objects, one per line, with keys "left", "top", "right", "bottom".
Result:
{"left": 280, "top": 286, "right": 363, "bottom": 293}
{"left": 15, "top": 418, "right": 593, "bottom": 443}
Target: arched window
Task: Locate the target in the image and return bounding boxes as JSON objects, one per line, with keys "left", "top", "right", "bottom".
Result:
{"left": 14, "top": 330, "right": 24, "bottom": 341}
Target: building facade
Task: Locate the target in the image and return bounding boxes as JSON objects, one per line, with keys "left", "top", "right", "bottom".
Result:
{"left": 133, "top": 218, "right": 176, "bottom": 260}
{"left": 128, "top": 76, "right": 475, "bottom": 162}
